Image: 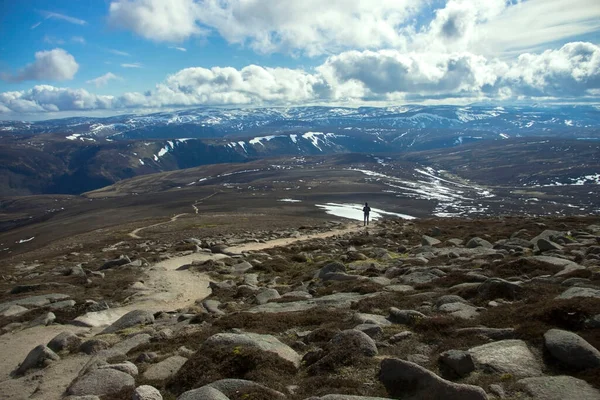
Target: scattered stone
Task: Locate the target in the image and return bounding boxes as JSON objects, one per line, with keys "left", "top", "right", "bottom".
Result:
{"left": 438, "top": 350, "right": 475, "bottom": 379}
{"left": 354, "top": 323, "right": 383, "bottom": 338}
{"left": 207, "top": 379, "right": 286, "bottom": 399}
{"left": 255, "top": 288, "right": 281, "bottom": 305}
{"left": 316, "top": 261, "right": 347, "bottom": 279}
{"left": 48, "top": 299, "right": 76, "bottom": 310}
{"left": 28, "top": 311, "right": 56, "bottom": 327}
{"left": 438, "top": 302, "right": 481, "bottom": 319}
{"left": 434, "top": 295, "right": 468, "bottom": 308}
{"left": 387, "top": 308, "right": 426, "bottom": 325}
{"left": 478, "top": 278, "right": 523, "bottom": 300}
{"left": 330, "top": 329, "right": 378, "bottom": 356}
{"left": 0, "top": 304, "right": 28, "bottom": 317}
{"left": 136, "top": 352, "right": 159, "bottom": 363}
{"left": 100, "top": 361, "right": 139, "bottom": 376}
{"left": 100, "top": 255, "right": 131, "bottom": 270}
{"left": 143, "top": 356, "right": 187, "bottom": 381}
{"left": 468, "top": 339, "right": 542, "bottom": 378}
{"left": 489, "top": 384, "right": 506, "bottom": 399}
{"left": 422, "top": 235, "right": 441, "bottom": 246}
{"left": 133, "top": 385, "right": 163, "bottom": 400}
{"left": 399, "top": 271, "right": 440, "bottom": 285}
{"left": 466, "top": 237, "right": 493, "bottom": 249}
{"left": 353, "top": 313, "right": 392, "bottom": 327}
{"left": 67, "top": 368, "right": 135, "bottom": 397}
{"left": 80, "top": 339, "right": 110, "bottom": 355}
{"left": 379, "top": 358, "right": 487, "bottom": 400}
{"left": 537, "top": 238, "right": 563, "bottom": 252}
{"left": 47, "top": 331, "right": 82, "bottom": 353}
{"left": 455, "top": 327, "right": 516, "bottom": 340}
{"left": 15, "top": 345, "right": 60, "bottom": 375}
{"left": 204, "top": 332, "right": 301, "bottom": 367}
{"left": 517, "top": 375, "right": 600, "bottom": 400}
{"left": 556, "top": 286, "right": 600, "bottom": 299}
{"left": 177, "top": 386, "right": 229, "bottom": 400}
{"left": 389, "top": 331, "right": 413, "bottom": 343}
{"left": 101, "top": 309, "right": 154, "bottom": 334}
{"left": 544, "top": 329, "right": 600, "bottom": 370}
{"left": 384, "top": 284, "right": 414, "bottom": 293}
{"left": 203, "top": 299, "right": 225, "bottom": 315}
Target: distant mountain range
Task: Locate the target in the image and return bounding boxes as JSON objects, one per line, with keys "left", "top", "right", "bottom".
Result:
{"left": 1, "top": 105, "right": 598, "bottom": 196}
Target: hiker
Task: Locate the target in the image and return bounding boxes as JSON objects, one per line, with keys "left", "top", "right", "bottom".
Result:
{"left": 363, "top": 202, "right": 371, "bottom": 226}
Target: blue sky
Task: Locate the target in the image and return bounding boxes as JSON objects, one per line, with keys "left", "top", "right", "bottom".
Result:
{"left": 1, "top": 0, "right": 599, "bottom": 120}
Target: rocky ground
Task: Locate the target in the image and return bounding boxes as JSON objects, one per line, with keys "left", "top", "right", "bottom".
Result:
{"left": 0, "top": 215, "right": 600, "bottom": 400}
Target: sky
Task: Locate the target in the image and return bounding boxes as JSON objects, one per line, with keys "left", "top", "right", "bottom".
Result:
{"left": 0, "top": 0, "right": 599, "bottom": 120}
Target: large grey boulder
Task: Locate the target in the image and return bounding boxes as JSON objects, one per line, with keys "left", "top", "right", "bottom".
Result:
{"left": 544, "top": 329, "right": 600, "bottom": 370}
{"left": 517, "top": 375, "right": 600, "bottom": 400}
{"left": 177, "top": 387, "right": 229, "bottom": 400}
{"left": 67, "top": 368, "right": 135, "bottom": 397}
{"left": 330, "top": 329, "right": 378, "bottom": 357}
{"left": 466, "top": 237, "right": 493, "bottom": 249}
{"left": 255, "top": 288, "right": 281, "bottom": 305}
{"left": 478, "top": 278, "right": 523, "bottom": 300}
{"left": 468, "top": 339, "right": 542, "bottom": 378}
{"left": 537, "top": 238, "right": 563, "bottom": 252}
{"left": 15, "top": 345, "right": 60, "bottom": 375}
{"left": 99, "top": 361, "right": 139, "bottom": 376}
{"left": 438, "top": 350, "right": 475, "bottom": 379}
{"left": 387, "top": 308, "right": 426, "bottom": 325}
{"left": 204, "top": 332, "right": 301, "bottom": 367}
{"left": 556, "top": 287, "right": 600, "bottom": 299}
{"left": 143, "top": 356, "right": 188, "bottom": 381}
{"left": 133, "top": 385, "right": 163, "bottom": 400}
{"left": 316, "top": 262, "right": 347, "bottom": 279}
{"left": 438, "top": 302, "right": 481, "bottom": 319}
{"left": 29, "top": 311, "right": 56, "bottom": 327}
{"left": 378, "top": 358, "right": 487, "bottom": 400}
{"left": 101, "top": 309, "right": 154, "bottom": 334}
{"left": 529, "top": 256, "right": 586, "bottom": 276}
{"left": 0, "top": 304, "right": 28, "bottom": 317}
{"left": 207, "top": 379, "right": 285, "bottom": 399}
{"left": 422, "top": 235, "right": 441, "bottom": 246}
{"left": 47, "top": 331, "right": 82, "bottom": 353}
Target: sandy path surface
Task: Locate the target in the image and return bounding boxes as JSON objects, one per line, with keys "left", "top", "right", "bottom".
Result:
{"left": 0, "top": 219, "right": 368, "bottom": 399}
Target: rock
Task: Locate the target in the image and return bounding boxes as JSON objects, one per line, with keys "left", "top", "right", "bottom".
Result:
{"left": 354, "top": 323, "right": 383, "bottom": 338}
{"left": 383, "top": 284, "right": 414, "bottom": 293}
{"left": 48, "top": 299, "right": 76, "bottom": 310}
{"left": 331, "top": 329, "right": 378, "bottom": 356}
{"left": 389, "top": 331, "right": 413, "bottom": 343}
{"left": 29, "top": 311, "right": 56, "bottom": 327}
{"left": 0, "top": 293, "right": 70, "bottom": 309}
{"left": 204, "top": 332, "right": 301, "bottom": 367}
{"left": 231, "top": 261, "right": 253, "bottom": 274}
{"left": 177, "top": 387, "right": 229, "bottom": 400}
{"left": 100, "top": 255, "right": 131, "bottom": 270}
{"left": 438, "top": 350, "right": 475, "bottom": 379}
{"left": 103, "top": 333, "right": 151, "bottom": 358}
{"left": 468, "top": 340, "right": 542, "bottom": 378}
{"left": 15, "top": 345, "right": 60, "bottom": 375}
{"left": 203, "top": 299, "right": 225, "bottom": 315}
{"left": 399, "top": 271, "right": 439, "bottom": 285}
{"left": 529, "top": 256, "right": 586, "bottom": 276}
{"left": 282, "top": 291, "right": 312, "bottom": 299}
{"left": 422, "top": 235, "right": 441, "bottom": 246}
{"left": 68, "top": 265, "right": 86, "bottom": 276}
{"left": 434, "top": 295, "right": 468, "bottom": 308}
{"left": 136, "top": 352, "right": 159, "bottom": 363}
{"left": 537, "top": 238, "right": 563, "bottom": 252}
{"left": 143, "top": 356, "right": 187, "bottom": 381}
{"left": 99, "top": 361, "right": 139, "bottom": 376}
{"left": 556, "top": 286, "right": 600, "bottom": 299}
{"left": 466, "top": 237, "right": 493, "bottom": 248}
{"left": 478, "top": 278, "right": 523, "bottom": 300}
{"left": 530, "top": 230, "right": 562, "bottom": 245}
{"left": 101, "top": 309, "right": 154, "bottom": 334}
{"left": 438, "top": 302, "right": 481, "bottom": 319}
{"left": 133, "top": 385, "right": 163, "bottom": 400}
{"left": 0, "top": 304, "right": 28, "bottom": 317}
{"left": 585, "top": 314, "right": 600, "bottom": 328}
{"left": 316, "top": 262, "right": 347, "bottom": 279}
{"left": 80, "top": 339, "right": 110, "bottom": 355}
{"left": 255, "top": 288, "right": 281, "bottom": 305}
{"left": 67, "top": 368, "right": 135, "bottom": 397}
{"left": 387, "top": 308, "right": 426, "bottom": 325}
{"left": 47, "top": 331, "right": 82, "bottom": 353}
{"left": 207, "top": 379, "right": 286, "bottom": 399}
{"left": 353, "top": 313, "right": 392, "bottom": 327}
{"left": 447, "top": 238, "right": 463, "bottom": 246}
{"left": 543, "top": 329, "right": 600, "bottom": 370}
{"left": 311, "top": 396, "right": 393, "bottom": 400}
{"left": 243, "top": 274, "right": 259, "bottom": 286}
{"left": 248, "top": 292, "right": 377, "bottom": 313}
{"left": 379, "top": 358, "right": 487, "bottom": 400}
{"left": 517, "top": 375, "right": 600, "bottom": 400}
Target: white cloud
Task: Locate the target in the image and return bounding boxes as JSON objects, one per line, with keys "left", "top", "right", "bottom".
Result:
{"left": 0, "top": 86, "right": 113, "bottom": 113}
{"left": 108, "top": 49, "right": 131, "bottom": 56}
{"left": 109, "top": 0, "right": 207, "bottom": 42}
{"left": 86, "top": 72, "right": 122, "bottom": 88}
{"left": 43, "top": 35, "right": 66, "bottom": 45}
{"left": 121, "top": 63, "right": 143, "bottom": 68}
{"left": 169, "top": 46, "right": 187, "bottom": 52}
{"left": 1, "top": 41, "right": 598, "bottom": 115}
{"left": 72, "top": 36, "right": 86, "bottom": 44}
{"left": 40, "top": 10, "right": 87, "bottom": 25}
{"left": 2, "top": 49, "right": 79, "bottom": 82}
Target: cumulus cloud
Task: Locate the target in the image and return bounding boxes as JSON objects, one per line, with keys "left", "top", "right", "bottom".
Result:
{"left": 2, "top": 49, "right": 79, "bottom": 82}
{"left": 86, "top": 73, "right": 122, "bottom": 88}
{"left": 0, "top": 86, "right": 113, "bottom": 113}
{"left": 1, "top": 42, "right": 599, "bottom": 115}
{"left": 109, "top": 0, "right": 207, "bottom": 42}
{"left": 108, "top": 0, "right": 421, "bottom": 54}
